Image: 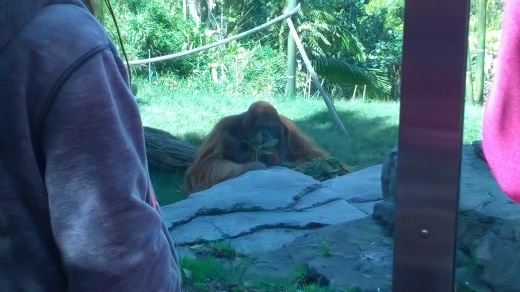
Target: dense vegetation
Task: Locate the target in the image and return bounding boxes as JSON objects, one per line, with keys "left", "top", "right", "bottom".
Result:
{"left": 100, "top": 0, "right": 503, "bottom": 101}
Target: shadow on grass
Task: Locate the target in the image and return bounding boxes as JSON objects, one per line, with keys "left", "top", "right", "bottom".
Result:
{"left": 149, "top": 106, "right": 399, "bottom": 206}
{"left": 290, "top": 108, "right": 398, "bottom": 170}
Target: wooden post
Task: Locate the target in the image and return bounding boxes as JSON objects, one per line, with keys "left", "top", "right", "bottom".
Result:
{"left": 285, "top": 0, "right": 297, "bottom": 97}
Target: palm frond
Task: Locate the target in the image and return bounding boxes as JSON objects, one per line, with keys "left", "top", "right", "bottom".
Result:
{"left": 311, "top": 57, "right": 390, "bottom": 98}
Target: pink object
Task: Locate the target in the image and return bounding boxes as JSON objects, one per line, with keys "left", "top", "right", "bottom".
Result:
{"left": 483, "top": 0, "right": 520, "bottom": 204}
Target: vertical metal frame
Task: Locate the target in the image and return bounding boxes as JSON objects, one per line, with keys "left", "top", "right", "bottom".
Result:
{"left": 392, "top": 0, "right": 470, "bottom": 291}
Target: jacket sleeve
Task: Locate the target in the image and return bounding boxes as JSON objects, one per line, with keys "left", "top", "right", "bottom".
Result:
{"left": 482, "top": 0, "right": 520, "bottom": 204}
{"left": 41, "top": 45, "right": 182, "bottom": 291}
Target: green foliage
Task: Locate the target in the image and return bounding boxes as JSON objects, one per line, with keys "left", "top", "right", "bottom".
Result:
{"left": 312, "top": 58, "right": 390, "bottom": 99}
{"left": 170, "top": 42, "right": 287, "bottom": 97}
{"left": 101, "top": 0, "right": 398, "bottom": 100}
{"left": 103, "top": 0, "right": 207, "bottom": 76}
{"left": 244, "top": 131, "right": 279, "bottom": 162}
{"left": 467, "top": 0, "right": 504, "bottom": 100}
{"left": 318, "top": 241, "right": 332, "bottom": 257}
{"left": 278, "top": 7, "right": 366, "bottom": 62}
{"left": 207, "top": 240, "right": 238, "bottom": 260}
{"left": 208, "top": 240, "right": 235, "bottom": 253}
{"left": 468, "top": 0, "right": 503, "bottom": 43}
{"left": 354, "top": 0, "right": 404, "bottom": 61}
{"left": 232, "top": 43, "right": 287, "bottom": 96}
{"left": 180, "top": 253, "right": 335, "bottom": 291}
{"left": 292, "top": 157, "right": 350, "bottom": 181}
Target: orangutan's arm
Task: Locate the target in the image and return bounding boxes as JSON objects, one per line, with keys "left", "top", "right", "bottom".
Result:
{"left": 184, "top": 158, "right": 265, "bottom": 194}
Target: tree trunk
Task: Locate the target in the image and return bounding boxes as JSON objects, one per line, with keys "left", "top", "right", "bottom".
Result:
{"left": 143, "top": 126, "right": 197, "bottom": 172}
{"left": 465, "top": 50, "right": 474, "bottom": 102}
{"left": 187, "top": 0, "right": 200, "bottom": 24}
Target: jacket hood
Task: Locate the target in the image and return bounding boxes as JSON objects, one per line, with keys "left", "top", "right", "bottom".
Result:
{"left": 0, "top": 0, "right": 51, "bottom": 52}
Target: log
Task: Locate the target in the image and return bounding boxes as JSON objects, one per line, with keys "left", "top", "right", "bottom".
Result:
{"left": 143, "top": 126, "right": 197, "bottom": 171}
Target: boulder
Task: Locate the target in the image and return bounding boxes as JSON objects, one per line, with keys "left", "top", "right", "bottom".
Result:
{"left": 477, "top": 216, "right": 520, "bottom": 292}
{"left": 372, "top": 143, "right": 520, "bottom": 291}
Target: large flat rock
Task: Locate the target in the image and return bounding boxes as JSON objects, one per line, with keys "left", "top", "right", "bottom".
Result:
{"left": 161, "top": 167, "right": 323, "bottom": 227}
{"left": 163, "top": 167, "right": 373, "bottom": 253}
{"left": 169, "top": 199, "right": 367, "bottom": 247}
{"left": 323, "top": 164, "right": 383, "bottom": 203}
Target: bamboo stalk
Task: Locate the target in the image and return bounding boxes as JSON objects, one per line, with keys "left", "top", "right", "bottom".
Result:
{"left": 474, "top": 0, "right": 487, "bottom": 104}
{"left": 285, "top": 0, "right": 298, "bottom": 96}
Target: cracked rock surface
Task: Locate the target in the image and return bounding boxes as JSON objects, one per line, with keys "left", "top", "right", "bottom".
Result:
{"left": 162, "top": 165, "right": 387, "bottom": 291}
{"left": 160, "top": 144, "right": 519, "bottom": 291}
{"left": 162, "top": 166, "right": 377, "bottom": 250}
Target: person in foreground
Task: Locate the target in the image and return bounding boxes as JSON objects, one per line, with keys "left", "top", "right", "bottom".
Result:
{"left": 0, "top": 0, "right": 182, "bottom": 290}
{"left": 483, "top": 0, "right": 520, "bottom": 204}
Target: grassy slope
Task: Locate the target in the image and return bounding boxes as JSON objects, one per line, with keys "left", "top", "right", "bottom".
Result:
{"left": 136, "top": 81, "right": 484, "bottom": 205}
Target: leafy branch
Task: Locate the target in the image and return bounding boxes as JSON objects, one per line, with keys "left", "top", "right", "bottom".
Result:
{"left": 243, "top": 132, "right": 279, "bottom": 162}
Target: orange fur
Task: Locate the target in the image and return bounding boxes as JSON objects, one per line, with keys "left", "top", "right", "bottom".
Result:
{"left": 183, "top": 101, "right": 327, "bottom": 193}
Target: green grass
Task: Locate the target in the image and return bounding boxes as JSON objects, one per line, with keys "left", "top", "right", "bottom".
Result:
{"left": 181, "top": 256, "right": 228, "bottom": 284}
{"left": 180, "top": 254, "right": 337, "bottom": 291}
{"left": 137, "top": 79, "right": 484, "bottom": 206}
{"left": 318, "top": 241, "right": 332, "bottom": 257}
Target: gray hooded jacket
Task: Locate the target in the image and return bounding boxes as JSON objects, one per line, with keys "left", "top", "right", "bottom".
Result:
{"left": 0, "top": 0, "right": 181, "bottom": 290}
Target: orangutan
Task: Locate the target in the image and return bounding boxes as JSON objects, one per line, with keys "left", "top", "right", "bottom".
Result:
{"left": 183, "top": 101, "right": 328, "bottom": 193}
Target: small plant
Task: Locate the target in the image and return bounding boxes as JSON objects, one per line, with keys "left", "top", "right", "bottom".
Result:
{"left": 318, "top": 241, "right": 332, "bottom": 257}
{"left": 189, "top": 240, "right": 239, "bottom": 260}
{"left": 209, "top": 240, "right": 234, "bottom": 252}
{"left": 209, "top": 240, "right": 237, "bottom": 259}
{"left": 292, "top": 264, "right": 331, "bottom": 290}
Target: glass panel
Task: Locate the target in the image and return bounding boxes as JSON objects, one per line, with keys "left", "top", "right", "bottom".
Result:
{"left": 120, "top": 0, "right": 402, "bottom": 290}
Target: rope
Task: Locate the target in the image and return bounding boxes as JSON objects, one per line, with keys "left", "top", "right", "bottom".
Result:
{"left": 128, "top": 4, "right": 301, "bottom": 66}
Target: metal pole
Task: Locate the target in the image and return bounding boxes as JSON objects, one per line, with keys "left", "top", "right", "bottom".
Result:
{"left": 392, "top": 0, "right": 470, "bottom": 291}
